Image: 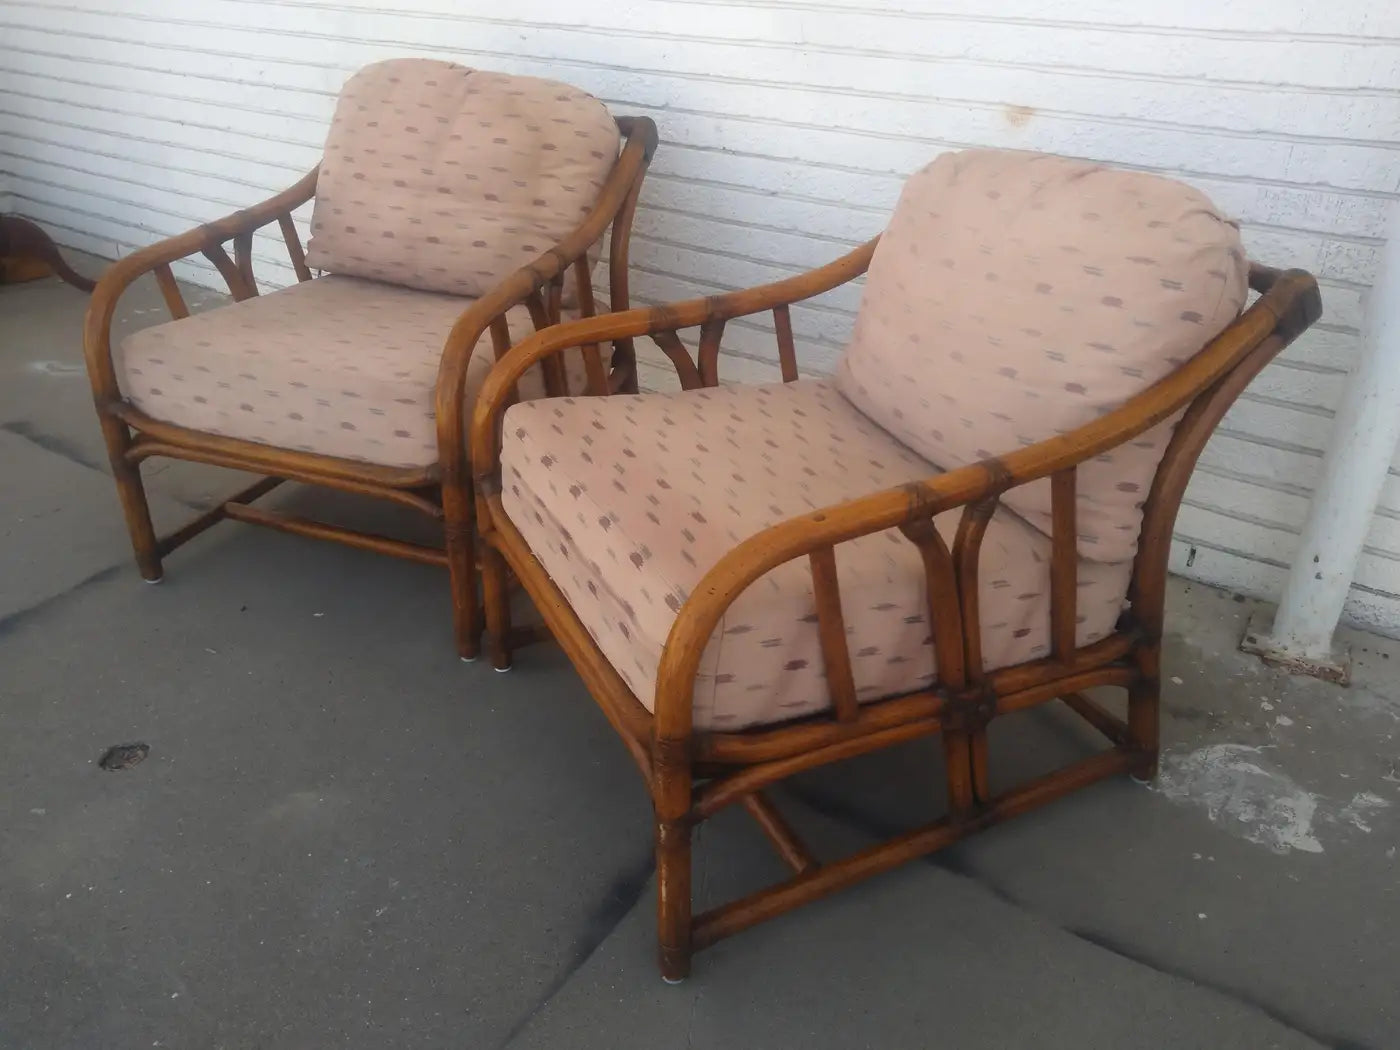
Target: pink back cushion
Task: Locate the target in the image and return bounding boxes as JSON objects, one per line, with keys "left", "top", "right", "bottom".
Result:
{"left": 307, "top": 59, "right": 620, "bottom": 298}
{"left": 835, "top": 149, "right": 1248, "bottom": 563}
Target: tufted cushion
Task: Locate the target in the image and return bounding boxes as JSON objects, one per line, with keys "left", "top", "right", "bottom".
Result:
{"left": 501, "top": 380, "right": 1131, "bottom": 731}
{"left": 306, "top": 58, "right": 620, "bottom": 299}
{"left": 115, "top": 275, "right": 589, "bottom": 469}
{"left": 835, "top": 149, "right": 1248, "bottom": 564}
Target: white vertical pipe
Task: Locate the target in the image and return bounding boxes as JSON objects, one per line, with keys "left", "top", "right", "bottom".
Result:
{"left": 1267, "top": 197, "right": 1400, "bottom": 661}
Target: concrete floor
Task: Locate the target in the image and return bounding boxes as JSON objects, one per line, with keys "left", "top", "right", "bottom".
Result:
{"left": 2, "top": 259, "right": 1397, "bottom": 1049}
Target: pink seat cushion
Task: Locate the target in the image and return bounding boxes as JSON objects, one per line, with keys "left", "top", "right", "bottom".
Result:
{"left": 836, "top": 148, "right": 1248, "bottom": 564}
{"left": 501, "top": 380, "right": 1131, "bottom": 731}
{"left": 307, "top": 58, "right": 620, "bottom": 299}
{"left": 115, "top": 275, "right": 588, "bottom": 469}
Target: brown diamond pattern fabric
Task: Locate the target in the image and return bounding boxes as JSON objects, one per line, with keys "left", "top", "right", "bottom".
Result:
{"left": 836, "top": 148, "right": 1248, "bottom": 563}
{"left": 501, "top": 380, "right": 1130, "bottom": 731}
{"left": 306, "top": 58, "right": 620, "bottom": 300}
{"left": 115, "top": 275, "right": 588, "bottom": 469}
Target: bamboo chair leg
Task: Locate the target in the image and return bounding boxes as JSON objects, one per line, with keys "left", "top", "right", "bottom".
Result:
{"left": 969, "top": 728, "right": 991, "bottom": 804}
{"left": 656, "top": 815, "right": 693, "bottom": 983}
{"left": 481, "top": 545, "right": 514, "bottom": 671}
{"left": 1128, "top": 655, "right": 1161, "bottom": 781}
{"left": 102, "top": 419, "right": 162, "bottom": 582}
{"left": 943, "top": 729, "right": 976, "bottom": 819}
{"left": 442, "top": 497, "right": 480, "bottom": 662}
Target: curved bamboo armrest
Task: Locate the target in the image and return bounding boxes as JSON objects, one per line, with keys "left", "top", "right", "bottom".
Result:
{"left": 645, "top": 267, "right": 1321, "bottom": 741}
{"left": 470, "top": 237, "right": 879, "bottom": 489}
{"left": 432, "top": 116, "right": 659, "bottom": 465}
{"left": 82, "top": 168, "right": 320, "bottom": 407}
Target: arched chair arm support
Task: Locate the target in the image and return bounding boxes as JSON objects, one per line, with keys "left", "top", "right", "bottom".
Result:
{"left": 432, "top": 116, "right": 658, "bottom": 475}
{"left": 470, "top": 236, "right": 880, "bottom": 493}
{"left": 82, "top": 167, "right": 321, "bottom": 408}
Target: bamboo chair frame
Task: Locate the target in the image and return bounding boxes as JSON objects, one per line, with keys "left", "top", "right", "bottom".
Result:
{"left": 82, "top": 116, "right": 658, "bottom": 660}
{"left": 471, "top": 239, "right": 1321, "bottom": 980}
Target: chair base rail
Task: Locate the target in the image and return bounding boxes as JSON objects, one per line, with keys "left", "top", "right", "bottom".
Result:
{"left": 151, "top": 474, "right": 450, "bottom": 569}
{"left": 695, "top": 746, "right": 1139, "bottom": 953}
{"left": 223, "top": 501, "right": 449, "bottom": 567}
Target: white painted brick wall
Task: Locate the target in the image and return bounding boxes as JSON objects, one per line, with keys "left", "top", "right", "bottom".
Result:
{"left": 3, "top": 0, "right": 1399, "bottom": 633}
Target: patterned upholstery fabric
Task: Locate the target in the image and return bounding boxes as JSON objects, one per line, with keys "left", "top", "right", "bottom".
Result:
{"left": 501, "top": 380, "right": 1131, "bottom": 731}
{"left": 306, "top": 58, "right": 620, "bottom": 300}
{"left": 836, "top": 148, "right": 1248, "bottom": 564}
{"left": 115, "top": 275, "right": 588, "bottom": 469}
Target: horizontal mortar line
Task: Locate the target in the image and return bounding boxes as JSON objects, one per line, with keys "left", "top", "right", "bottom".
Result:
{"left": 0, "top": 110, "right": 316, "bottom": 168}
{"left": 21, "top": 56, "right": 1378, "bottom": 160}
{"left": 639, "top": 206, "right": 864, "bottom": 248}
{"left": 1194, "top": 455, "right": 1400, "bottom": 503}
{"left": 1245, "top": 222, "right": 1386, "bottom": 247}
{"left": 14, "top": 2, "right": 1400, "bottom": 94}
{"left": 1234, "top": 390, "right": 1335, "bottom": 418}
{"left": 1, "top": 161, "right": 308, "bottom": 227}
{"left": 1174, "top": 520, "right": 1400, "bottom": 568}
{"left": 101, "top": 0, "right": 1400, "bottom": 48}
{"left": 0, "top": 93, "right": 317, "bottom": 151}
{"left": 620, "top": 98, "right": 1400, "bottom": 165}
{"left": 6, "top": 84, "right": 1397, "bottom": 204}
{"left": 625, "top": 81, "right": 1400, "bottom": 149}
{"left": 0, "top": 78, "right": 322, "bottom": 134}
{"left": 1211, "top": 426, "right": 1323, "bottom": 458}
{"left": 0, "top": 134, "right": 298, "bottom": 194}
{"left": 11, "top": 49, "right": 1400, "bottom": 151}
{"left": 1314, "top": 274, "right": 1372, "bottom": 293}
{"left": 35, "top": 0, "right": 1400, "bottom": 49}
{"left": 1360, "top": 543, "right": 1400, "bottom": 565}
{"left": 1190, "top": 462, "right": 1317, "bottom": 499}
{"left": 9, "top": 12, "right": 1400, "bottom": 102}
{"left": 1309, "top": 320, "right": 1362, "bottom": 337}
{"left": 642, "top": 170, "right": 890, "bottom": 216}
{"left": 0, "top": 22, "right": 358, "bottom": 71}
{"left": 10, "top": 177, "right": 302, "bottom": 250}
{"left": 1179, "top": 497, "right": 1301, "bottom": 535}
{"left": 611, "top": 0, "right": 1400, "bottom": 48}
{"left": 1192, "top": 462, "right": 1400, "bottom": 506}
{"left": 1171, "top": 533, "right": 1292, "bottom": 571}
{"left": 634, "top": 230, "right": 845, "bottom": 274}
{"left": 11, "top": 190, "right": 209, "bottom": 238}
{"left": 0, "top": 65, "right": 333, "bottom": 124}
{"left": 1266, "top": 356, "right": 1348, "bottom": 377}
{"left": 632, "top": 235, "right": 807, "bottom": 277}
{"left": 656, "top": 139, "right": 1400, "bottom": 205}
{"left": 0, "top": 150, "right": 298, "bottom": 211}
{"left": 674, "top": 0, "right": 1396, "bottom": 40}
{"left": 0, "top": 44, "right": 344, "bottom": 96}
{"left": 1351, "top": 579, "right": 1400, "bottom": 601}
{"left": 647, "top": 164, "right": 1387, "bottom": 237}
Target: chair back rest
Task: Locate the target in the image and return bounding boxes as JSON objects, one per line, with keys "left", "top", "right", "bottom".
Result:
{"left": 307, "top": 58, "right": 620, "bottom": 298}
{"left": 835, "top": 149, "right": 1247, "bottom": 563}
